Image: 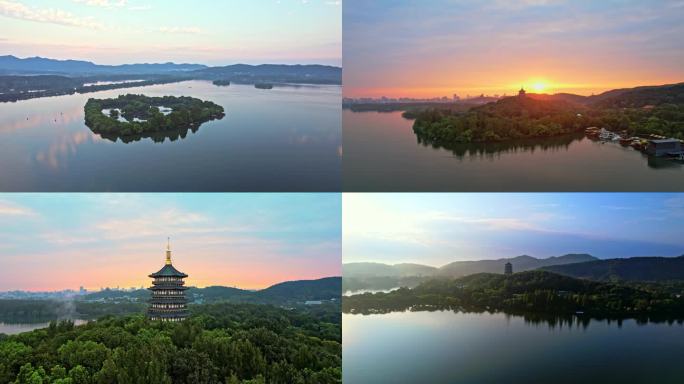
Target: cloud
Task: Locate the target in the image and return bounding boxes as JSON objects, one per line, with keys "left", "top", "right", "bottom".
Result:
{"left": 0, "top": 200, "right": 36, "bottom": 217}
{"left": 155, "top": 26, "right": 204, "bottom": 35}
{"left": 72, "top": 0, "right": 127, "bottom": 8}
{"left": 0, "top": 0, "right": 104, "bottom": 29}
{"left": 128, "top": 5, "right": 151, "bottom": 11}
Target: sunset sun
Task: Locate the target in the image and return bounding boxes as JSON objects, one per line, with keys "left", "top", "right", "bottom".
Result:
{"left": 531, "top": 81, "right": 549, "bottom": 93}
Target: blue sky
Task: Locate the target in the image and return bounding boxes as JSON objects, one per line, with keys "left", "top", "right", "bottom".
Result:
{"left": 0, "top": 193, "right": 341, "bottom": 291}
{"left": 344, "top": 0, "right": 684, "bottom": 97}
{"left": 343, "top": 193, "right": 684, "bottom": 266}
{"left": 0, "top": 0, "right": 341, "bottom": 65}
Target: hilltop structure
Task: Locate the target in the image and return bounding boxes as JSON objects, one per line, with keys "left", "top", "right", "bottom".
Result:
{"left": 518, "top": 87, "right": 526, "bottom": 97}
{"left": 148, "top": 239, "right": 189, "bottom": 322}
{"left": 504, "top": 262, "right": 513, "bottom": 275}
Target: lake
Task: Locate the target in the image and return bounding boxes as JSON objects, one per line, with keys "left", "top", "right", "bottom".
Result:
{"left": 343, "top": 311, "right": 684, "bottom": 384}
{"left": 0, "top": 81, "right": 341, "bottom": 191}
{"left": 343, "top": 110, "right": 684, "bottom": 191}
{"left": 0, "top": 319, "right": 88, "bottom": 335}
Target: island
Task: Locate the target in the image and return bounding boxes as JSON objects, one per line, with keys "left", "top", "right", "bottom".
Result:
{"left": 212, "top": 79, "right": 231, "bottom": 86}
{"left": 84, "top": 94, "right": 225, "bottom": 139}
{"left": 343, "top": 270, "right": 684, "bottom": 320}
{"left": 254, "top": 83, "right": 274, "bottom": 89}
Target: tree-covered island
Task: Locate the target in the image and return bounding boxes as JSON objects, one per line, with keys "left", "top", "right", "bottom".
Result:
{"left": 84, "top": 94, "right": 225, "bottom": 138}
{"left": 343, "top": 271, "right": 684, "bottom": 320}
{"left": 212, "top": 80, "right": 231, "bottom": 86}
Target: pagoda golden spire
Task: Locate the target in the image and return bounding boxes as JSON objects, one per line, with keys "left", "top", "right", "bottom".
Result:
{"left": 165, "top": 237, "right": 172, "bottom": 265}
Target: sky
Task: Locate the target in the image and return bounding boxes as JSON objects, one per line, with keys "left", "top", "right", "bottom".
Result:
{"left": 0, "top": 0, "right": 341, "bottom": 65}
{"left": 343, "top": 0, "right": 684, "bottom": 98}
{"left": 343, "top": 193, "right": 684, "bottom": 266}
{"left": 0, "top": 193, "right": 341, "bottom": 291}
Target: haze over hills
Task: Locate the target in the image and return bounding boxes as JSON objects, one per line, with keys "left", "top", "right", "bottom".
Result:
{"left": 344, "top": 254, "right": 598, "bottom": 279}
{"left": 0, "top": 55, "right": 342, "bottom": 84}
{"left": 0, "top": 277, "right": 342, "bottom": 305}
{"left": 541, "top": 256, "right": 684, "bottom": 282}
{"left": 193, "top": 64, "right": 342, "bottom": 84}
{"left": 86, "top": 276, "right": 341, "bottom": 305}
{"left": 0, "top": 55, "right": 207, "bottom": 75}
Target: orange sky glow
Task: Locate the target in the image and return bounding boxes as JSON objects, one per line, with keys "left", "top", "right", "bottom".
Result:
{"left": 0, "top": 194, "right": 341, "bottom": 292}
{"left": 343, "top": 1, "right": 684, "bottom": 99}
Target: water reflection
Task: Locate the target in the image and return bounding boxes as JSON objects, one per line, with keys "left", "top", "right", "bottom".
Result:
{"left": 97, "top": 125, "right": 202, "bottom": 144}
{"left": 343, "top": 110, "right": 684, "bottom": 191}
{"left": 35, "top": 131, "right": 100, "bottom": 169}
{"left": 0, "top": 81, "right": 341, "bottom": 191}
{"left": 417, "top": 132, "right": 584, "bottom": 160}
{"left": 348, "top": 306, "right": 684, "bottom": 330}
{"left": 343, "top": 310, "right": 684, "bottom": 384}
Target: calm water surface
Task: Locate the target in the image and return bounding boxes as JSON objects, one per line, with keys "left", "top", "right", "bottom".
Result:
{"left": 343, "top": 311, "right": 684, "bottom": 384}
{"left": 0, "top": 319, "right": 88, "bottom": 335}
{"left": 343, "top": 110, "right": 684, "bottom": 191}
{"left": 0, "top": 81, "right": 341, "bottom": 191}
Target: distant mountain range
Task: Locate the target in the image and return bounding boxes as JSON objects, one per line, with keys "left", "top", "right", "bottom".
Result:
{"left": 0, "top": 55, "right": 206, "bottom": 75}
{"left": 192, "top": 63, "right": 342, "bottom": 84}
{"left": 0, "top": 55, "right": 342, "bottom": 85}
{"left": 82, "top": 277, "right": 341, "bottom": 305}
{"left": 344, "top": 254, "right": 598, "bottom": 279}
{"left": 541, "top": 256, "right": 684, "bottom": 282}
{"left": 344, "top": 254, "right": 684, "bottom": 292}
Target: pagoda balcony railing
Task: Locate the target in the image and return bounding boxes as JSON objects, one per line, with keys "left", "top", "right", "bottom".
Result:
{"left": 153, "top": 277, "right": 186, "bottom": 283}
{"left": 149, "top": 305, "right": 187, "bottom": 310}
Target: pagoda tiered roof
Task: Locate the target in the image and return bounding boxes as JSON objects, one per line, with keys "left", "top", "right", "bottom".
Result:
{"left": 149, "top": 263, "right": 188, "bottom": 278}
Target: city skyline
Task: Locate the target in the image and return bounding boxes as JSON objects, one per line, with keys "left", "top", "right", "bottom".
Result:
{"left": 0, "top": 0, "right": 341, "bottom": 66}
{"left": 344, "top": 193, "right": 684, "bottom": 266}
{"left": 0, "top": 193, "right": 341, "bottom": 291}
{"left": 343, "top": 0, "right": 684, "bottom": 98}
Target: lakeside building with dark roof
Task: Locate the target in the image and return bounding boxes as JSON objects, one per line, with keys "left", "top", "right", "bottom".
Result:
{"left": 646, "top": 139, "right": 682, "bottom": 157}
{"left": 148, "top": 239, "right": 189, "bottom": 322}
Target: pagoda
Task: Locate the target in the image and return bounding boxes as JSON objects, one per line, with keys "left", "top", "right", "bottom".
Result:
{"left": 148, "top": 239, "right": 189, "bottom": 322}
{"left": 518, "top": 87, "right": 526, "bottom": 97}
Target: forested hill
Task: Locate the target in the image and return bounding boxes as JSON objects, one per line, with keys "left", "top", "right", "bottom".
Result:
{"left": 83, "top": 277, "right": 341, "bottom": 304}
{"left": 541, "top": 256, "right": 684, "bottom": 282}
{"left": 258, "top": 277, "right": 341, "bottom": 301}
{"left": 342, "top": 270, "right": 684, "bottom": 318}
{"left": 586, "top": 82, "right": 684, "bottom": 108}
{"left": 525, "top": 82, "right": 684, "bottom": 108}
{"left": 0, "top": 303, "right": 341, "bottom": 383}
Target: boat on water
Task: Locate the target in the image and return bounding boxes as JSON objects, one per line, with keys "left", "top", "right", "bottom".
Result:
{"left": 620, "top": 136, "right": 639, "bottom": 146}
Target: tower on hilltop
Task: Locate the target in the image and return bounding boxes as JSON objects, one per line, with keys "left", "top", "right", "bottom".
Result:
{"left": 148, "top": 238, "right": 189, "bottom": 322}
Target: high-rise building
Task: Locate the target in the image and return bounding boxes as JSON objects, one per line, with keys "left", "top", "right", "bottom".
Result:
{"left": 148, "top": 239, "right": 189, "bottom": 322}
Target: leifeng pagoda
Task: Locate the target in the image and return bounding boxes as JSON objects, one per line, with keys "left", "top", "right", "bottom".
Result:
{"left": 148, "top": 239, "right": 189, "bottom": 322}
